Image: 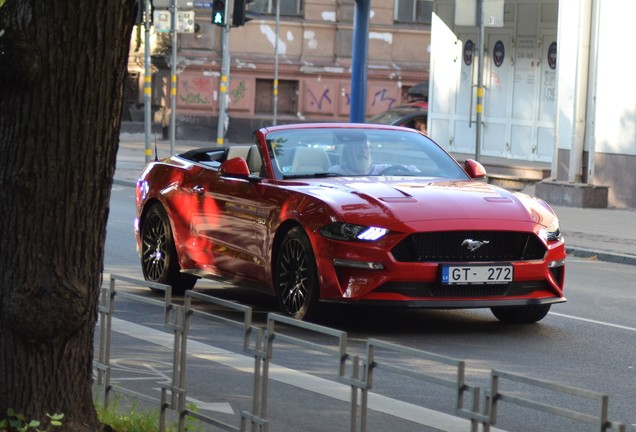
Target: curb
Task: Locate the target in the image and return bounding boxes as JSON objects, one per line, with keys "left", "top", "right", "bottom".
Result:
{"left": 566, "top": 247, "right": 636, "bottom": 267}
{"left": 113, "top": 178, "right": 137, "bottom": 188}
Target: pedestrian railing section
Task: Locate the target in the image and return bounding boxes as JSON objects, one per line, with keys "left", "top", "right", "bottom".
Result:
{"left": 483, "top": 369, "right": 627, "bottom": 432}
{"left": 95, "top": 274, "right": 630, "bottom": 432}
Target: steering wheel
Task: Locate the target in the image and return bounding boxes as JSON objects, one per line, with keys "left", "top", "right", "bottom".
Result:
{"left": 379, "top": 165, "right": 411, "bottom": 175}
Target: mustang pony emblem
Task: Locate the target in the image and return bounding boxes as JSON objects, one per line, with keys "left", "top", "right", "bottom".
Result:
{"left": 462, "top": 239, "right": 490, "bottom": 252}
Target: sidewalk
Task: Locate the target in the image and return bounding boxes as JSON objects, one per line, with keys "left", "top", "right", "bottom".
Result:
{"left": 116, "top": 134, "right": 636, "bottom": 266}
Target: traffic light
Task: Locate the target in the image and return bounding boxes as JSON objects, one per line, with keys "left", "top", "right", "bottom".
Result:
{"left": 232, "top": 0, "right": 258, "bottom": 27}
{"left": 212, "top": 0, "right": 226, "bottom": 26}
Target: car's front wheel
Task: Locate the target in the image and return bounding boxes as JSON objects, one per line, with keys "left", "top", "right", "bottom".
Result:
{"left": 274, "top": 226, "right": 320, "bottom": 320}
{"left": 140, "top": 204, "right": 197, "bottom": 295}
{"left": 490, "top": 304, "right": 551, "bottom": 323}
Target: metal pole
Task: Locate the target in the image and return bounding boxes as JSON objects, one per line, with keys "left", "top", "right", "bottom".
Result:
{"left": 170, "top": 0, "right": 178, "bottom": 155}
{"left": 475, "top": 0, "right": 484, "bottom": 162}
{"left": 349, "top": 0, "right": 370, "bottom": 123}
{"left": 144, "top": 0, "right": 152, "bottom": 164}
{"left": 273, "top": 0, "right": 280, "bottom": 125}
{"left": 216, "top": 3, "right": 231, "bottom": 146}
{"left": 585, "top": 0, "right": 601, "bottom": 184}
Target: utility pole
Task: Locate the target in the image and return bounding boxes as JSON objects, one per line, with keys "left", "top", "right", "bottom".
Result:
{"left": 169, "top": 0, "right": 178, "bottom": 155}
{"left": 273, "top": 0, "right": 280, "bottom": 125}
{"left": 144, "top": 0, "right": 152, "bottom": 163}
{"left": 216, "top": 0, "right": 231, "bottom": 145}
{"left": 475, "top": 0, "right": 484, "bottom": 162}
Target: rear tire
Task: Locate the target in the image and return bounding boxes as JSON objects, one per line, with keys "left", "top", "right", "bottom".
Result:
{"left": 140, "top": 204, "right": 197, "bottom": 295}
{"left": 274, "top": 227, "right": 320, "bottom": 320}
{"left": 490, "top": 304, "right": 551, "bottom": 323}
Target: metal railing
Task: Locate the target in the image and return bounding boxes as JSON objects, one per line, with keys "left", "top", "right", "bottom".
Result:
{"left": 95, "top": 274, "right": 631, "bottom": 432}
{"left": 484, "top": 369, "right": 627, "bottom": 432}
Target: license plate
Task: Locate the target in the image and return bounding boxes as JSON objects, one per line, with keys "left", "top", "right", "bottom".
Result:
{"left": 441, "top": 265, "right": 513, "bottom": 285}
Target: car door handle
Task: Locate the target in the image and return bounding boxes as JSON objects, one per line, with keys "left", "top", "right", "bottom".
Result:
{"left": 193, "top": 185, "right": 205, "bottom": 195}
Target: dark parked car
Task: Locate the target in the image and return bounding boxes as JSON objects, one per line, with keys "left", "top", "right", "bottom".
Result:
{"left": 368, "top": 101, "right": 428, "bottom": 131}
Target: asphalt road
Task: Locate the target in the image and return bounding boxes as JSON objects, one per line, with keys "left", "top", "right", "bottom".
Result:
{"left": 103, "top": 184, "right": 636, "bottom": 432}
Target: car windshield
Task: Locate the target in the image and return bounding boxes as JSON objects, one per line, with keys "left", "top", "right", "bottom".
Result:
{"left": 264, "top": 127, "right": 468, "bottom": 180}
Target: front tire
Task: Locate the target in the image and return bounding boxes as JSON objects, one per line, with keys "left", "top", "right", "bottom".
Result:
{"left": 490, "top": 304, "right": 551, "bottom": 323}
{"left": 274, "top": 227, "right": 320, "bottom": 320}
{"left": 140, "top": 204, "right": 197, "bottom": 295}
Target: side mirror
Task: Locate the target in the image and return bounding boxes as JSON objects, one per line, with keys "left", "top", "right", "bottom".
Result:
{"left": 219, "top": 157, "right": 250, "bottom": 177}
{"left": 464, "top": 159, "right": 487, "bottom": 179}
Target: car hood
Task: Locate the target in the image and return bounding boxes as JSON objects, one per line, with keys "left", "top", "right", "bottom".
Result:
{"left": 293, "top": 177, "right": 556, "bottom": 229}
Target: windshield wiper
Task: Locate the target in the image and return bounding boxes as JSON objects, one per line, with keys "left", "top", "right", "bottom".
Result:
{"left": 282, "top": 172, "right": 341, "bottom": 179}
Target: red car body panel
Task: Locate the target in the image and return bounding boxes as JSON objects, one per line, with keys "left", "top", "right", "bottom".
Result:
{"left": 135, "top": 123, "right": 566, "bottom": 314}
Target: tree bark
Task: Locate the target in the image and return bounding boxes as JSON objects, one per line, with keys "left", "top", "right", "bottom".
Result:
{"left": 0, "top": 1, "right": 135, "bottom": 429}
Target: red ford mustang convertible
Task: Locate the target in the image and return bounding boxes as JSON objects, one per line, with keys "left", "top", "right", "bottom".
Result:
{"left": 134, "top": 123, "right": 566, "bottom": 323}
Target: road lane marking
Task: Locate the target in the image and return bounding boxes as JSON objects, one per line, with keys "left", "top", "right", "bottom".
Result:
{"left": 549, "top": 312, "right": 636, "bottom": 332}
{"left": 108, "top": 317, "right": 506, "bottom": 432}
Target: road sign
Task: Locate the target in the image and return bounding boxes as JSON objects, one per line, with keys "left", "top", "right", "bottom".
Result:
{"left": 177, "top": 10, "right": 196, "bottom": 33}
{"left": 153, "top": 10, "right": 171, "bottom": 32}
{"left": 153, "top": 0, "right": 195, "bottom": 8}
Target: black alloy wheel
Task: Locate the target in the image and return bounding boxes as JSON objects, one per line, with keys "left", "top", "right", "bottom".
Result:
{"left": 140, "top": 204, "right": 196, "bottom": 294}
{"left": 275, "top": 226, "right": 320, "bottom": 320}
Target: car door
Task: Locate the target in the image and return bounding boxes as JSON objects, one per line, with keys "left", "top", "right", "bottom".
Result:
{"left": 188, "top": 166, "right": 266, "bottom": 283}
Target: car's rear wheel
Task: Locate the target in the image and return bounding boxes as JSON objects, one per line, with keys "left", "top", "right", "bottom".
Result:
{"left": 275, "top": 227, "right": 319, "bottom": 320}
{"left": 140, "top": 204, "right": 197, "bottom": 295}
{"left": 490, "top": 304, "right": 551, "bottom": 323}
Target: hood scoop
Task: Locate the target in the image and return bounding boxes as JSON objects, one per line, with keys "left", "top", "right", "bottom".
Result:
{"left": 379, "top": 196, "right": 417, "bottom": 203}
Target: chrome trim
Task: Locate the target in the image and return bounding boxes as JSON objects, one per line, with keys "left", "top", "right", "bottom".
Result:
{"left": 333, "top": 259, "right": 384, "bottom": 270}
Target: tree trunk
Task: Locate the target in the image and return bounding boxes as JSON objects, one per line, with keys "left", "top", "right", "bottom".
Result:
{"left": 0, "top": 1, "right": 135, "bottom": 430}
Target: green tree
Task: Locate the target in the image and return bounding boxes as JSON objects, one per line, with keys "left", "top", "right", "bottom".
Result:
{"left": 0, "top": 1, "right": 136, "bottom": 430}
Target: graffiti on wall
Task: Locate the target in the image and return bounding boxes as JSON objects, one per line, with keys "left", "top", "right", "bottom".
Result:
{"left": 370, "top": 88, "right": 397, "bottom": 110}
{"left": 303, "top": 80, "right": 402, "bottom": 117}
{"left": 303, "top": 82, "right": 337, "bottom": 114}
{"left": 230, "top": 80, "right": 247, "bottom": 104}
{"left": 178, "top": 76, "right": 214, "bottom": 108}
{"left": 308, "top": 88, "right": 333, "bottom": 111}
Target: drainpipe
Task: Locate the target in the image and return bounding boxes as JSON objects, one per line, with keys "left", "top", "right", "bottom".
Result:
{"left": 568, "top": 0, "right": 592, "bottom": 183}
{"left": 350, "top": 0, "right": 370, "bottom": 123}
{"left": 585, "top": 0, "right": 601, "bottom": 184}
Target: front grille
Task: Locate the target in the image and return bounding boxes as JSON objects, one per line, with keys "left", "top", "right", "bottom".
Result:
{"left": 377, "top": 281, "right": 550, "bottom": 298}
{"left": 391, "top": 231, "right": 546, "bottom": 262}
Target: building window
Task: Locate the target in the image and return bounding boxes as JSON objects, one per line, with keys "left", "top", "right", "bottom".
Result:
{"left": 255, "top": 79, "right": 298, "bottom": 115}
{"left": 252, "top": 0, "right": 303, "bottom": 17}
{"left": 395, "top": 0, "right": 433, "bottom": 24}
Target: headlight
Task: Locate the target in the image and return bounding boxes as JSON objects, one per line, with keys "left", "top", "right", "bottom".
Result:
{"left": 320, "top": 223, "right": 388, "bottom": 241}
{"left": 540, "top": 220, "right": 562, "bottom": 242}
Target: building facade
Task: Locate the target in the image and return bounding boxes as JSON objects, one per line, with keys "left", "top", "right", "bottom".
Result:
{"left": 128, "top": 0, "right": 636, "bottom": 208}
{"left": 127, "top": 0, "right": 433, "bottom": 142}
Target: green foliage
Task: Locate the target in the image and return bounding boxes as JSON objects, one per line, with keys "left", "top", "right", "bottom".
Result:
{"left": 0, "top": 409, "right": 63, "bottom": 432}
{"left": 95, "top": 398, "right": 157, "bottom": 432}
{"left": 94, "top": 395, "right": 204, "bottom": 432}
